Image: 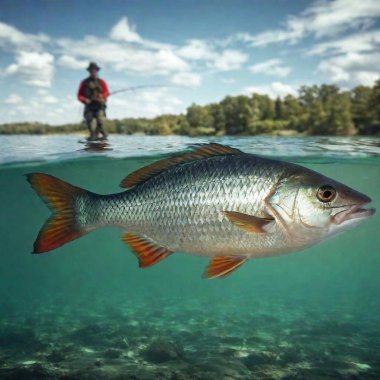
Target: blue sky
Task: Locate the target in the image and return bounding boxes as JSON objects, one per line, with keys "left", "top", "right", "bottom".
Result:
{"left": 0, "top": 0, "right": 379, "bottom": 125}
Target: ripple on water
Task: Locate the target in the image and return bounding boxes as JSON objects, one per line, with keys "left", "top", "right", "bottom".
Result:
{"left": 1, "top": 135, "right": 379, "bottom": 165}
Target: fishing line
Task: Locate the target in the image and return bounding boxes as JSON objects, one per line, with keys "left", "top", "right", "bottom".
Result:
{"left": 109, "top": 84, "right": 181, "bottom": 96}
{"left": 76, "top": 84, "right": 182, "bottom": 124}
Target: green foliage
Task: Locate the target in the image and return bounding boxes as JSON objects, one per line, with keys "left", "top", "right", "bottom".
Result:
{"left": 1, "top": 82, "right": 379, "bottom": 136}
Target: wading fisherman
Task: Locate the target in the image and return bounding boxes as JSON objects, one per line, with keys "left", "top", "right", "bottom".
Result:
{"left": 77, "top": 62, "right": 110, "bottom": 141}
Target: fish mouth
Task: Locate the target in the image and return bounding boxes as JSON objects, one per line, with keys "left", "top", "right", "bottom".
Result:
{"left": 332, "top": 201, "right": 376, "bottom": 225}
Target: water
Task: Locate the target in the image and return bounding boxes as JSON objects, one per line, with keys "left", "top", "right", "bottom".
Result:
{"left": 1, "top": 135, "right": 379, "bottom": 379}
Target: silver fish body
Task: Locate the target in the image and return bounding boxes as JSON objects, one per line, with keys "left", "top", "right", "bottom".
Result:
{"left": 79, "top": 154, "right": 288, "bottom": 257}
{"left": 77, "top": 152, "right": 372, "bottom": 258}
{"left": 28, "top": 144, "right": 375, "bottom": 278}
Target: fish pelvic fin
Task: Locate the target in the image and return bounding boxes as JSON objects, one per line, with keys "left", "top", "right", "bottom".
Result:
{"left": 122, "top": 232, "right": 172, "bottom": 268}
{"left": 223, "top": 211, "right": 274, "bottom": 234}
{"left": 120, "top": 143, "right": 242, "bottom": 188}
{"left": 203, "top": 256, "right": 247, "bottom": 279}
{"left": 26, "top": 173, "right": 93, "bottom": 254}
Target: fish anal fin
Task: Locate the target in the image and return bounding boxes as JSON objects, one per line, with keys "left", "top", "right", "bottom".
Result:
{"left": 223, "top": 211, "right": 274, "bottom": 234}
{"left": 120, "top": 143, "right": 242, "bottom": 188}
{"left": 122, "top": 233, "right": 172, "bottom": 268}
{"left": 203, "top": 256, "right": 247, "bottom": 279}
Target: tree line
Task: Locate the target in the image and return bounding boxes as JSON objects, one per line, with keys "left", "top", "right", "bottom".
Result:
{"left": 1, "top": 81, "right": 379, "bottom": 136}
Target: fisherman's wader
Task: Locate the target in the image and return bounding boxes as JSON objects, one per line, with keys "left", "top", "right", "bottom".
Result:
{"left": 84, "top": 77, "right": 107, "bottom": 140}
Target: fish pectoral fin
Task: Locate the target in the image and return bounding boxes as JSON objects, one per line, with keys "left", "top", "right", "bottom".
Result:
{"left": 122, "top": 233, "right": 172, "bottom": 268}
{"left": 203, "top": 256, "right": 247, "bottom": 279}
{"left": 223, "top": 211, "right": 274, "bottom": 234}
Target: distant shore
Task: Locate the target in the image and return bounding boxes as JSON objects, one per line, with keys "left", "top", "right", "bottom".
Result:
{"left": 2, "top": 82, "right": 380, "bottom": 136}
{"left": 0, "top": 128, "right": 308, "bottom": 137}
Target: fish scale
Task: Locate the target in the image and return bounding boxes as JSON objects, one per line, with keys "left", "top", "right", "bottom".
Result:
{"left": 82, "top": 154, "right": 290, "bottom": 258}
{"left": 27, "top": 143, "right": 375, "bottom": 278}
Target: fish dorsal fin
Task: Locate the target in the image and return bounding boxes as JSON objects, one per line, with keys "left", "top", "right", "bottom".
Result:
{"left": 120, "top": 143, "right": 242, "bottom": 188}
{"left": 122, "top": 232, "right": 172, "bottom": 268}
{"left": 203, "top": 256, "right": 247, "bottom": 279}
{"left": 223, "top": 211, "right": 274, "bottom": 234}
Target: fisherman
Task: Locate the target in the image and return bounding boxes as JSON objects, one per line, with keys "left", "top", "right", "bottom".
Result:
{"left": 77, "top": 62, "right": 110, "bottom": 141}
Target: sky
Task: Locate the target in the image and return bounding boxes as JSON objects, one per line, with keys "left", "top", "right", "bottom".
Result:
{"left": 0, "top": 0, "right": 379, "bottom": 125}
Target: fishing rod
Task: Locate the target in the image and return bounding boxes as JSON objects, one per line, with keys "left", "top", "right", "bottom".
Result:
{"left": 75, "top": 84, "right": 179, "bottom": 119}
{"left": 109, "top": 84, "right": 179, "bottom": 96}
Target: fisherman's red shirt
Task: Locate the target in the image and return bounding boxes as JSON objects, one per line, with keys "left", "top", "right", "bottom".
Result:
{"left": 77, "top": 77, "right": 110, "bottom": 104}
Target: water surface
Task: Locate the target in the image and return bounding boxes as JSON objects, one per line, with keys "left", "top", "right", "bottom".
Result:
{"left": 1, "top": 135, "right": 379, "bottom": 379}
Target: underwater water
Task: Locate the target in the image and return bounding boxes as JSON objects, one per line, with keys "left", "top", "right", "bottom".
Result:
{"left": 0, "top": 135, "right": 379, "bottom": 379}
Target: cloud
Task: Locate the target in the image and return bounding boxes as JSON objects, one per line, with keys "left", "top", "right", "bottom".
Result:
{"left": 236, "top": 20, "right": 304, "bottom": 47}
{"left": 242, "top": 82, "right": 298, "bottom": 98}
{"left": 4, "top": 93, "right": 23, "bottom": 104}
{"left": 109, "top": 17, "right": 171, "bottom": 50}
{"left": 5, "top": 101, "right": 71, "bottom": 125}
{"left": 58, "top": 55, "right": 87, "bottom": 69}
{"left": 4, "top": 51, "right": 54, "bottom": 88}
{"left": 220, "top": 77, "right": 236, "bottom": 84}
{"left": 177, "top": 39, "right": 216, "bottom": 60}
{"left": 318, "top": 52, "right": 380, "bottom": 86}
{"left": 171, "top": 72, "right": 202, "bottom": 87}
{"left": 308, "top": 30, "right": 380, "bottom": 56}
{"left": 109, "top": 17, "right": 142, "bottom": 43}
{"left": 61, "top": 29, "right": 246, "bottom": 78}
{"left": 249, "top": 59, "right": 291, "bottom": 77}
{"left": 57, "top": 35, "right": 188, "bottom": 75}
{"left": 108, "top": 88, "right": 183, "bottom": 118}
{"left": 0, "top": 22, "right": 54, "bottom": 88}
{"left": 310, "top": 30, "right": 380, "bottom": 86}
{"left": 211, "top": 50, "right": 247, "bottom": 71}
{"left": 0, "top": 21, "right": 49, "bottom": 51}
{"left": 178, "top": 40, "right": 248, "bottom": 72}
{"left": 239, "top": 0, "right": 380, "bottom": 47}
{"left": 113, "top": 48, "right": 189, "bottom": 74}
{"left": 41, "top": 94, "right": 59, "bottom": 104}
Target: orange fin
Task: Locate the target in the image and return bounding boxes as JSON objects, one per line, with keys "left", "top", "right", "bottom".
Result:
{"left": 26, "top": 173, "right": 90, "bottom": 253}
{"left": 223, "top": 211, "right": 274, "bottom": 234}
{"left": 122, "top": 233, "right": 172, "bottom": 268}
{"left": 120, "top": 143, "right": 242, "bottom": 188}
{"left": 203, "top": 256, "right": 247, "bottom": 279}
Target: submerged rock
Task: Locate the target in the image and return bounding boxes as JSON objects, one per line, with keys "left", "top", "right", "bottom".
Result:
{"left": 0, "top": 363, "right": 56, "bottom": 380}
{"left": 0, "top": 327, "right": 41, "bottom": 350}
{"left": 143, "top": 339, "right": 185, "bottom": 363}
{"left": 103, "top": 348, "right": 123, "bottom": 359}
{"left": 69, "top": 323, "right": 107, "bottom": 346}
{"left": 243, "top": 351, "right": 277, "bottom": 370}
{"left": 46, "top": 349, "right": 65, "bottom": 363}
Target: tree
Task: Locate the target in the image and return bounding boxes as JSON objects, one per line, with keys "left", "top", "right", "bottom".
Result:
{"left": 2, "top": 80, "right": 380, "bottom": 136}
{"left": 308, "top": 100, "right": 326, "bottom": 135}
{"left": 350, "top": 85, "right": 374, "bottom": 134}
{"left": 275, "top": 97, "right": 283, "bottom": 120}
{"left": 282, "top": 95, "right": 304, "bottom": 131}
{"left": 186, "top": 104, "right": 214, "bottom": 131}
{"left": 325, "top": 92, "right": 353, "bottom": 135}
{"left": 368, "top": 79, "right": 380, "bottom": 134}
{"left": 209, "top": 103, "right": 226, "bottom": 134}
{"left": 221, "top": 96, "right": 253, "bottom": 134}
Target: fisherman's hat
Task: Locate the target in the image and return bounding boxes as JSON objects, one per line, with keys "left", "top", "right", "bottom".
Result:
{"left": 87, "top": 62, "right": 101, "bottom": 71}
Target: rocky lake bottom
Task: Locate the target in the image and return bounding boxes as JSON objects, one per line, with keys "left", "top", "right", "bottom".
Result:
{"left": 1, "top": 297, "right": 379, "bottom": 380}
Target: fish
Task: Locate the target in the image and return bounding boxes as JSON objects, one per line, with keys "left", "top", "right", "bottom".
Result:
{"left": 26, "top": 143, "right": 375, "bottom": 279}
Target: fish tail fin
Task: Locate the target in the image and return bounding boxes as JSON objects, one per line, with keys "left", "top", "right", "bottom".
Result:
{"left": 26, "top": 173, "right": 92, "bottom": 253}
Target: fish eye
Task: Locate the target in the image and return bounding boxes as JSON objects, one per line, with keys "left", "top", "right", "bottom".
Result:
{"left": 317, "top": 185, "right": 336, "bottom": 203}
